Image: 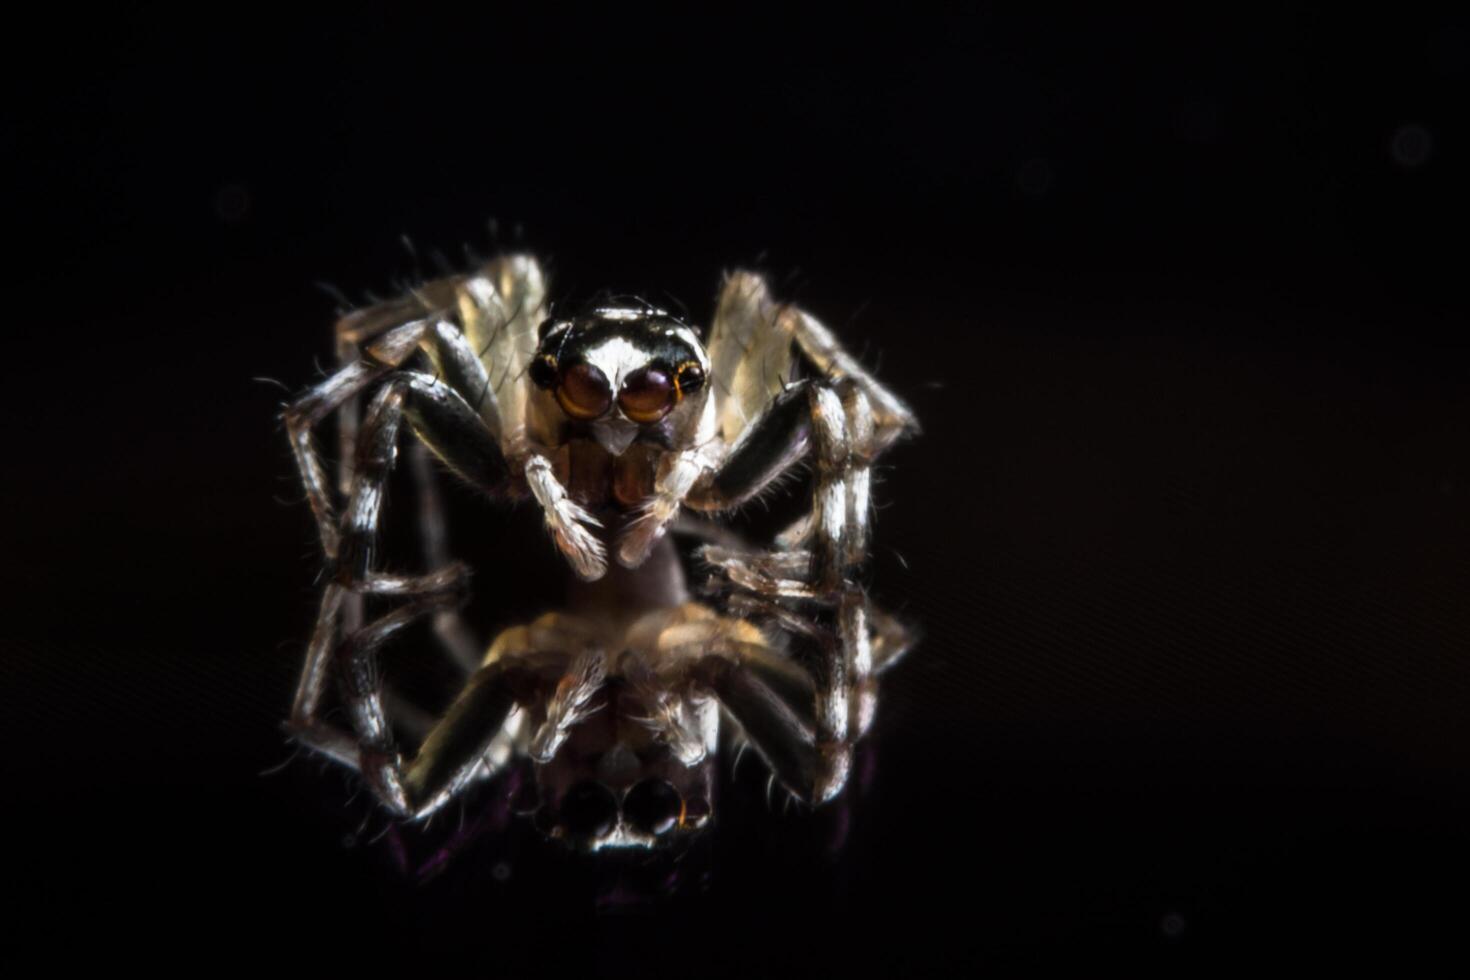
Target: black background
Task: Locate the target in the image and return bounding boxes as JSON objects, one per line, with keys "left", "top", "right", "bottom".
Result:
{"left": 8, "top": 7, "right": 1469, "bottom": 971}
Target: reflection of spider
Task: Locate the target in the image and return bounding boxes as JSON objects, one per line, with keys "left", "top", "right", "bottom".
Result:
{"left": 283, "top": 255, "right": 917, "bottom": 849}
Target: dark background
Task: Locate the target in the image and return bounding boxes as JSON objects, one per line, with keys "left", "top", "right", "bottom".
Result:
{"left": 7, "top": 7, "right": 1468, "bottom": 970}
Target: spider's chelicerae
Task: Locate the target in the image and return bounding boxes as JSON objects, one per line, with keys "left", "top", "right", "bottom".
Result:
{"left": 284, "top": 254, "right": 917, "bottom": 850}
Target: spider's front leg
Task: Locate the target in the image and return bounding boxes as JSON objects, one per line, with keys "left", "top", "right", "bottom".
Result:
{"left": 334, "top": 370, "right": 511, "bottom": 585}
{"left": 695, "top": 377, "right": 906, "bottom": 802}
{"left": 284, "top": 316, "right": 439, "bottom": 561}
{"left": 287, "top": 358, "right": 515, "bottom": 769}
{"left": 285, "top": 316, "right": 519, "bottom": 760}
{"left": 798, "top": 380, "right": 870, "bottom": 801}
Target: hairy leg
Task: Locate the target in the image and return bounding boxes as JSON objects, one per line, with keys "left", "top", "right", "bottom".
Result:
{"left": 694, "top": 376, "right": 902, "bottom": 800}
{"left": 523, "top": 455, "right": 608, "bottom": 581}
{"left": 335, "top": 371, "right": 509, "bottom": 584}
{"left": 287, "top": 592, "right": 536, "bottom": 820}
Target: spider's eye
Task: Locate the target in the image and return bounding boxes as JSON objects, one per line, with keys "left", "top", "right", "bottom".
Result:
{"left": 559, "top": 781, "right": 618, "bottom": 838}
{"left": 555, "top": 362, "right": 612, "bottom": 420}
{"left": 618, "top": 365, "right": 676, "bottom": 424}
{"left": 529, "top": 354, "right": 557, "bottom": 389}
{"left": 623, "top": 777, "right": 682, "bottom": 836}
{"left": 674, "top": 361, "right": 706, "bottom": 396}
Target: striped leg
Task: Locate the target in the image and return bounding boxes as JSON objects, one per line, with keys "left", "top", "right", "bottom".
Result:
{"left": 287, "top": 592, "right": 532, "bottom": 820}
{"left": 694, "top": 378, "right": 903, "bottom": 803}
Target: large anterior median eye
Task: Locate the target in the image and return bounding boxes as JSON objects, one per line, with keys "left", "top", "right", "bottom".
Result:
{"left": 555, "top": 362, "right": 612, "bottom": 420}
{"left": 618, "top": 365, "right": 675, "bottom": 423}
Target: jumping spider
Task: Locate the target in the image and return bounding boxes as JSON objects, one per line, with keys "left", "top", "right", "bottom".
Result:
{"left": 284, "top": 254, "right": 917, "bottom": 850}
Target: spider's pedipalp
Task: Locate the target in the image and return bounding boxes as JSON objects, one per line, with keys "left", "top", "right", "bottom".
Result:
{"left": 616, "top": 446, "right": 717, "bottom": 568}
{"left": 524, "top": 454, "right": 607, "bottom": 581}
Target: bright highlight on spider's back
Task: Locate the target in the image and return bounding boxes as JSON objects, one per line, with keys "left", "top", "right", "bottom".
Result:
{"left": 282, "top": 253, "right": 917, "bottom": 851}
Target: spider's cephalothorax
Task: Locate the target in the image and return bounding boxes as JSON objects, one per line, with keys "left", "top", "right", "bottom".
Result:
{"left": 529, "top": 306, "right": 710, "bottom": 450}
{"left": 282, "top": 254, "right": 917, "bottom": 850}
{"left": 520, "top": 306, "right": 715, "bottom": 534}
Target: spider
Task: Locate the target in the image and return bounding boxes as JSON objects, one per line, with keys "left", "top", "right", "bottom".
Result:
{"left": 283, "top": 254, "right": 917, "bottom": 849}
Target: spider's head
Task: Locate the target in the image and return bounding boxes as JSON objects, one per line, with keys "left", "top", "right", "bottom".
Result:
{"left": 530, "top": 304, "right": 710, "bottom": 456}
{"left": 530, "top": 678, "right": 715, "bottom": 852}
